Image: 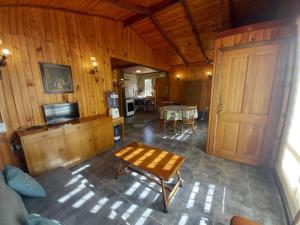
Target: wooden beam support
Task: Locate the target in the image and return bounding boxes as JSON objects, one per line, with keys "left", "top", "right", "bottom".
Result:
{"left": 103, "top": 0, "right": 150, "bottom": 15}
{"left": 180, "top": 0, "right": 211, "bottom": 64}
{"left": 149, "top": 15, "right": 188, "bottom": 65}
{"left": 124, "top": 0, "right": 180, "bottom": 26}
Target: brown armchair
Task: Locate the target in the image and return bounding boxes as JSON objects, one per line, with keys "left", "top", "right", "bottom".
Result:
{"left": 230, "top": 216, "right": 261, "bottom": 225}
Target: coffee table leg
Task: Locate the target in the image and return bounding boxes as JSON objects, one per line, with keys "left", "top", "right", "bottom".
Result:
{"left": 160, "top": 178, "right": 168, "bottom": 213}
{"left": 115, "top": 161, "right": 122, "bottom": 179}
{"left": 176, "top": 170, "right": 183, "bottom": 187}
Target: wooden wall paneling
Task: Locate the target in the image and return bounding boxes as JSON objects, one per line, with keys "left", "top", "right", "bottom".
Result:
{"left": 0, "top": 6, "right": 169, "bottom": 168}
{"left": 19, "top": 36, "right": 42, "bottom": 124}
{"left": 14, "top": 35, "right": 35, "bottom": 126}
{"left": 261, "top": 41, "right": 290, "bottom": 167}
{"left": 169, "top": 62, "right": 213, "bottom": 110}
{"left": 6, "top": 34, "right": 28, "bottom": 128}
{"left": 30, "top": 38, "right": 48, "bottom": 123}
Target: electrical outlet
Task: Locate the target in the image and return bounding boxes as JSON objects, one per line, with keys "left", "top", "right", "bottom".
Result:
{"left": 0, "top": 123, "right": 7, "bottom": 133}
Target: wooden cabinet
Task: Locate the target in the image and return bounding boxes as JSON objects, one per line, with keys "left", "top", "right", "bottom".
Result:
{"left": 21, "top": 129, "right": 68, "bottom": 176}
{"left": 19, "top": 116, "right": 114, "bottom": 176}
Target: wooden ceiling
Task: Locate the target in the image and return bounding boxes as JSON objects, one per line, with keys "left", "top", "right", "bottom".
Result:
{"left": 0, "top": 0, "right": 297, "bottom": 66}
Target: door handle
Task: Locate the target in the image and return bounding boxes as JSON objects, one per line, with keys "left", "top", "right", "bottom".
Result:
{"left": 217, "top": 96, "right": 223, "bottom": 115}
{"left": 217, "top": 103, "right": 223, "bottom": 115}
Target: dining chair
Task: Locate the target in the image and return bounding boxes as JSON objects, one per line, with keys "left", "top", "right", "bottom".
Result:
{"left": 181, "top": 106, "right": 197, "bottom": 135}
{"left": 160, "top": 110, "right": 177, "bottom": 134}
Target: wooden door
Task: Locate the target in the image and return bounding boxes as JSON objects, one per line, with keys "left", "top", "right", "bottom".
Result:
{"left": 210, "top": 43, "right": 289, "bottom": 165}
{"left": 155, "top": 77, "right": 169, "bottom": 108}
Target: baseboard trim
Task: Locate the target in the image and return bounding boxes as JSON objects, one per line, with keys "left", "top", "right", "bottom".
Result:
{"left": 273, "top": 169, "right": 293, "bottom": 225}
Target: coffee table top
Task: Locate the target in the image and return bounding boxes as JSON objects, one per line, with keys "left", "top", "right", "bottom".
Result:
{"left": 114, "top": 141, "right": 185, "bottom": 181}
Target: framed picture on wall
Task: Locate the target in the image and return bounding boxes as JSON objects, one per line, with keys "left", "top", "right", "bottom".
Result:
{"left": 39, "top": 62, "right": 74, "bottom": 94}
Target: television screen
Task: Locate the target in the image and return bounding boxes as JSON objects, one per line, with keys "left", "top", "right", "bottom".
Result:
{"left": 43, "top": 103, "right": 80, "bottom": 125}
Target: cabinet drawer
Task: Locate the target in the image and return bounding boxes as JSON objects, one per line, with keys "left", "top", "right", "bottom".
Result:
{"left": 64, "top": 121, "right": 93, "bottom": 134}
{"left": 22, "top": 128, "right": 64, "bottom": 144}
{"left": 93, "top": 117, "right": 112, "bottom": 126}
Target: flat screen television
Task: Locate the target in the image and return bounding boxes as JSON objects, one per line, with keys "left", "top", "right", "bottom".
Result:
{"left": 43, "top": 103, "right": 80, "bottom": 125}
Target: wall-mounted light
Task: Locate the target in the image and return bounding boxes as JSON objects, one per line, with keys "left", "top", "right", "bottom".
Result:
{"left": 206, "top": 71, "right": 212, "bottom": 76}
{"left": 0, "top": 48, "right": 10, "bottom": 67}
{"left": 176, "top": 74, "right": 180, "bottom": 80}
{"left": 90, "top": 57, "right": 98, "bottom": 74}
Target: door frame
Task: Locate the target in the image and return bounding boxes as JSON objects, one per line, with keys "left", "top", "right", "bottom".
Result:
{"left": 206, "top": 38, "right": 291, "bottom": 167}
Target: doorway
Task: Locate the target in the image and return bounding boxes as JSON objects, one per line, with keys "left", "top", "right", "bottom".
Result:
{"left": 111, "top": 57, "right": 168, "bottom": 127}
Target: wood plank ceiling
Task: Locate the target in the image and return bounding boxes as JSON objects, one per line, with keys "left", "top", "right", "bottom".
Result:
{"left": 0, "top": 0, "right": 296, "bottom": 66}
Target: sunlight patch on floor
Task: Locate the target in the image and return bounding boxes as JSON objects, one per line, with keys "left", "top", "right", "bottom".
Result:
{"left": 64, "top": 174, "right": 83, "bottom": 187}
{"left": 121, "top": 204, "right": 138, "bottom": 221}
{"left": 72, "top": 191, "right": 95, "bottom": 208}
{"left": 57, "top": 184, "right": 85, "bottom": 203}
{"left": 71, "top": 164, "right": 91, "bottom": 175}
{"left": 90, "top": 197, "right": 109, "bottom": 214}
{"left": 186, "top": 182, "right": 200, "bottom": 209}
{"left": 204, "top": 184, "right": 215, "bottom": 213}
{"left": 134, "top": 208, "right": 153, "bottom": 225}
{"left": 178, "top": 213, "right": 189, "bottom": 225}
{"left": 125, "top": 182, "right": 141, "bottom": 196}
{"left": 108, "top": 200, "right": 123, "bottom": 220}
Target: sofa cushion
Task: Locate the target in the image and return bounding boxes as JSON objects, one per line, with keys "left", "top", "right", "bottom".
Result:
{"left": 0, "top": 170, "right": 28, "bottom": 225}
{"left": 23, "top": 167, "right": 97, "bottom": 225}
{"left": 230, "top": 216, "right": 261, "bottom": 225}
{"left": 4, "top": 165, "right": 46, "bottom": 197}
{"left": 25, "top": 214, "right": 61, "bottom": 225}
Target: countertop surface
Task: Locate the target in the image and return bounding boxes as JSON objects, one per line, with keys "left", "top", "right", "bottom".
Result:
{"left": 17, "top": 114, "right": 110, "bottom": 136}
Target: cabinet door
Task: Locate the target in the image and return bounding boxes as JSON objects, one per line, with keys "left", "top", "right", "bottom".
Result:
{"left": 79, "top": 127, "right": 96, "bottom": 159}
{"left": 65, "top": 129, "right": 82, "bottom": 165}
{"left": 22, "top": 129, "right": 67, "bottom": 175}
{"left": 94, "top": 121, "right": 114, "bottom": 154}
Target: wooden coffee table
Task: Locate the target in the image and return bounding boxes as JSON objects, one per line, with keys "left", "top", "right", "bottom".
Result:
{"left": 114, "top": 141, "right": 185, "bottom": 213}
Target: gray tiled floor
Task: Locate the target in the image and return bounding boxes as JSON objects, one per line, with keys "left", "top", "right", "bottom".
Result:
{"left": 70, "top": 120, "right": 287, "bottom": 225}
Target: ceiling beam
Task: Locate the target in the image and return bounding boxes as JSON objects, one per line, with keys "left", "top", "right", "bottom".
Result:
{"left": 124, "top": 0, "right": 180, "bottom": 26}
{"left": 218, "top": 0, "right": 225, "bottom": 31}
{"left": 228, "top": 0, "right": 236, "bottom": 28}
{"left": 103, "top": 0, "right": 150, "bottom": 15}
{"left": 149, "top": 15, "right": 188, "bottom": 65}
{"left": 180, "top": 0, "right": 210, "bottom": 64}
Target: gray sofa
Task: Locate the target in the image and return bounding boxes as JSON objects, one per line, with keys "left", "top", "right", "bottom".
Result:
{"left": 1, "top": 167, "right": 128, "bottom": 225}
{"left": 0, "top": 172, "right": 28, "bottom": 225}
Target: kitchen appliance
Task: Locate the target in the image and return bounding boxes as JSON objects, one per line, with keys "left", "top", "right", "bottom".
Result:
{"left": 125, "top": 98, "right": 135, "bottom": 116}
